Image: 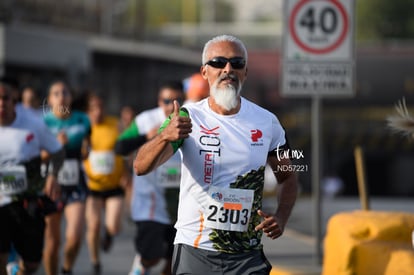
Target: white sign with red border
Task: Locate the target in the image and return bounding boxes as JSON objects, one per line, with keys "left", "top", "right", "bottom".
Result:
{"left": 282, "top": 0, "right": 355, "bottom": 96}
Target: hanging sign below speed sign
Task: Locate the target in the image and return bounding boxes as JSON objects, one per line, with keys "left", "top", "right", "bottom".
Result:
{"left": 282, "top": 0, "right": 355, "bottom": 96}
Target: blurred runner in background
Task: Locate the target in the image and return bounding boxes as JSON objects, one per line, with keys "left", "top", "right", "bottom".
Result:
{"left": 115, "top": 80, "right": 185, "bottom": 275}
{"left": 42, "top": 80, "right": 91, "bottom": 275}
{"left": 118, "top": 105, "right": 136, "bottom": 219}
{"left": 83, "top": 93, "right": 125, "bottom": 275}
{"left": 0, "top": 81, "right": 64, "bottom": 275}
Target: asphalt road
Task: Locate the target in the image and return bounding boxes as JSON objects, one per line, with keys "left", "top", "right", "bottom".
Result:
{"left": 36, "top": 196, "right": 413, "bottom": 275}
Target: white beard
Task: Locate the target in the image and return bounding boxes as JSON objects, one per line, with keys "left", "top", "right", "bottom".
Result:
{"left": 210, "top": 82, "right": 241, "bottom": 111}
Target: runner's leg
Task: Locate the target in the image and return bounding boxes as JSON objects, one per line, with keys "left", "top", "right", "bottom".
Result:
{"left": 104, "top": 195, "right": 124, "bottom": 238}
{"left": 18, "top": 259, "right": 40, "bottom": 275}
{"left": 85, "top": 196, "right": 103, "bottom": 267}
{"left": 62, "top": 201, "right": 85, "bottom": 272}
{"left": 43, "top": 212, "right": 62, "bottom": 275}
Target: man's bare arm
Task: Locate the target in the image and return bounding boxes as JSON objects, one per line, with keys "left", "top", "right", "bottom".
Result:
{"left": 43, "top": 147, "right": 65, "bottom": 200}
{"left": 134, "top": 100, "right": 192, "bottom": 175}
{"left": 133, "top": 134, "right": 175, "bottom": 175}
{"left": 256, "top": 155, "right": 298, "bottom": 239}
{"left": 272, "top": 156, "right": 298, "bottom": 229}
{"left": 48, "top": 147, "right": 65, "bottom": 176}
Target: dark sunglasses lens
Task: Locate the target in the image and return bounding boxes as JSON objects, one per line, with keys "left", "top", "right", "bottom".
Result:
{"left": 162, "top": 98, "right": 183, "bottom": 105}
{"left": 229, "top": 58, "right": 245, "bottom": 69}
{"left": 208, "top": 59, "right": 227, "bottom": 68}
{"left": 207, "top": 57, "right": 245, "bottom": 69}
{"left": 162, "top": 99, "right": 173, "bottom": 105}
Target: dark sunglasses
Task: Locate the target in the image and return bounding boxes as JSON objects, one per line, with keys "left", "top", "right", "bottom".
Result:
{"left": 204, "top": 57, "right": 246, "bottom": 69}
{"left": 161, "top": 98, "right": 183, "bottom": 105}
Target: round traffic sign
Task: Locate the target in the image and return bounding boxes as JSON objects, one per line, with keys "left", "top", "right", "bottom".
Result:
{"left": 289, "top": 0, "right": 348, "bottom": 54}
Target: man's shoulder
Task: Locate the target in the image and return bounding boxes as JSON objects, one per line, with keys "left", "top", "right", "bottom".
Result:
{"left": 15, "top": 107, "right": 46, "bottom": 130}
{"left": 241, "top": 97, "right": 275, "bottom": 117}
{"left": 182, "top": 98, "right": 207, "bottom": 113}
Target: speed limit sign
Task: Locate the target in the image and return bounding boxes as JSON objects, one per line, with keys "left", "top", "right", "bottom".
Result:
{"left": 285, "top": 0, "right": 353, "bottom": 60}
{"left": 282, "top": 0, "right": 355, "bottom": 96}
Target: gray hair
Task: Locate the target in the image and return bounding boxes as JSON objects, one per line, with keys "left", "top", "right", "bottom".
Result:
{"left": 201, "top": 35, "right": 248, "bottom": 65}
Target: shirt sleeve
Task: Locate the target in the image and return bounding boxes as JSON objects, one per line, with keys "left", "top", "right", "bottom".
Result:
{"left": 269, "top": 115, "right": 288, "bottom": 152}
{"left": 37, "top": 120, "right": 62, "bottom": 153}
{"left": 115, "top": 121, "right": 147, "bottom": 155}
{"left": 118, "top": 120, "right": 140, "bottom": 140}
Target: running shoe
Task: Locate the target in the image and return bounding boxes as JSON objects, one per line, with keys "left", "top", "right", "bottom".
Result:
{"left": 128, "top": 255, "right": 148, "bottom": 275}
{"left": 92, "top": 263, "right": 101, "bottom": 275}
{"left": 60, "top": 267, "right": 72, "bottom": 275}
{"left": 6, "top": 261, "right": 18, "bottom": 275}
{"left": 101, "top": 229, "right": 113, "bottom": 252}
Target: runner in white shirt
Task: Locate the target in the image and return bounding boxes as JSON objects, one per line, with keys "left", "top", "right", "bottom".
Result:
{"left": 0, "top": 81, "right": 65, "bottom": 275}
{"left": 134, "top": 35, "right": 298, "bottom": 275}
{"left": 115, "top": 81, "right": 185, "bottom": 275}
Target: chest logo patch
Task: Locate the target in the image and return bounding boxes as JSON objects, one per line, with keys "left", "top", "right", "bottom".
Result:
{"left": 250, "top": 129, "right": 262, "bottom": 142}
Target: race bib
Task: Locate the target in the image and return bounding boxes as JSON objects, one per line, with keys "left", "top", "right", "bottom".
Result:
{"left": 157, "top": 164, "right": 181, "bottom": 188}
{"left": 58, "top": 159, "right": 80, "bottom": 186}
{"left": 0, "top": 165, "right": 28, "bottom": 196}
{"left": 156, "top": 153, "right": 181, "bottom": 188}
{"left": 205, "top": 186, "right": 254, "bottom": 232}
{"left": 89, "top": 150, "right": 115, "bottom": 175}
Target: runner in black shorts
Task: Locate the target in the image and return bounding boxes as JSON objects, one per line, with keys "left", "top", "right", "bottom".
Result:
{"left": 0, "top": 81, "right": 65, "bottom": 274}
{"left": 134, "top": 221, "right": 176, "bottom": 267}
{"left": 83, "top": 93, "right": 126, "bottom": 275}
{"left": 115, "top": 81, "right": 185, "bottom": 275}
{"left": 42, "top": 80, "right": 91, "bottom": 275}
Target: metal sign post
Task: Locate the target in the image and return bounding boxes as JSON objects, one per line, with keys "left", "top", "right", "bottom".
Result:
{"left": 282, "top": 0, "right": 355, "bottom": 264}
{"left": 311, "top": 94, "right": 322, "bottom": 264}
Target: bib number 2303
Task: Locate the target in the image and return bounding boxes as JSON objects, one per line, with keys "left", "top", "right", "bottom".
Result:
{"left": 205, "top": 187, "right": 254, "bottom": 232}
{"left": 207, "top": 205, "right": 249, "bottom": 225}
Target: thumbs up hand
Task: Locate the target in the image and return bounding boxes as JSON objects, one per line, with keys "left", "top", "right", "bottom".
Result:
{"left": 172, "top": 99, "right": 181, "bottom": 117}
{"left": 160, "top": 100, "right": 192, "bottom": 142}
